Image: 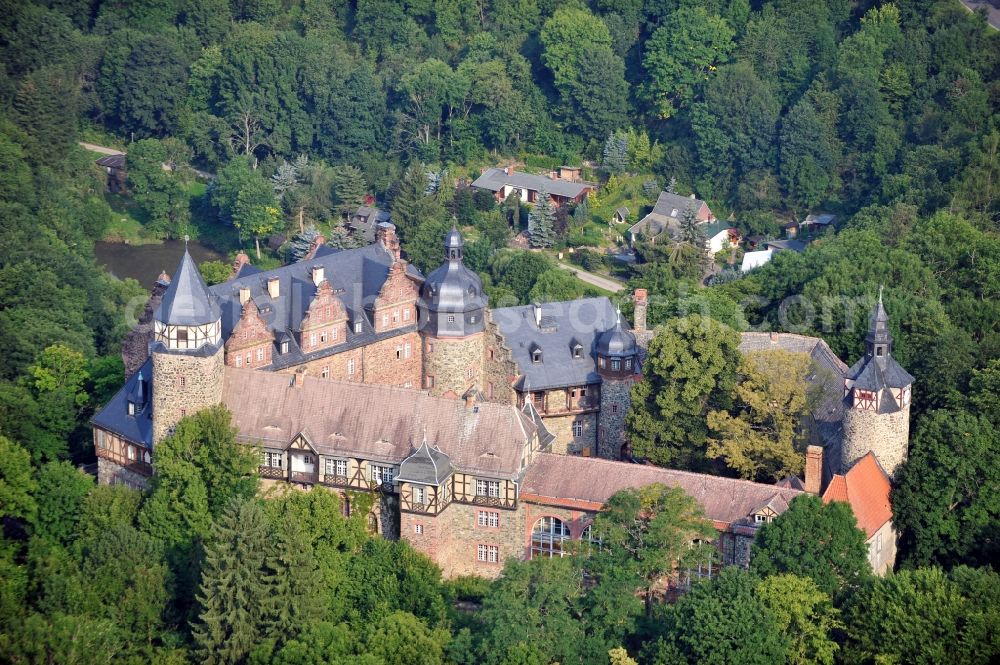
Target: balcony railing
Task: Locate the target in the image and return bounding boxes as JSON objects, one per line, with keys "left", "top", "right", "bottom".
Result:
{"left": 259, "top": 465, "right": 284, "bottom": 480}
{"left": 321, "top": 474, "right": 351, "bottom": 488}
{"left": 290, "top": 471, "right": 318, "bottom": 484}
{"left": 471, "top": 495, "right": 506, "bottom": 507}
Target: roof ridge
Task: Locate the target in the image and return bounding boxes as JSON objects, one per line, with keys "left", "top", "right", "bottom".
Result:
{"left": 535, "top": 453, "right": 802, "bottom": 494}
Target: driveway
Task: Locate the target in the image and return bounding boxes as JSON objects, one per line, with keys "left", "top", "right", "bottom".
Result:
{"left": 557, "top": 262, "right": 625, "bottom": 293}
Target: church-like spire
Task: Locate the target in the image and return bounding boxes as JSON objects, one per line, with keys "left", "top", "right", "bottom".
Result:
{"left": 865, "top": 285, "right": 892, "bottom": 359}
{"left": 155, "top": 246, "right": 220, "bottom": 326}
{"left": 445, "top": 222, "right": 464, "bottom": 262}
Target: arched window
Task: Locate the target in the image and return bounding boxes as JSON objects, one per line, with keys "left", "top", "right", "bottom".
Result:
{"left": 531, "top": 516, "right": 569, "bottom": 558}
{"left": 581, "top": 524, "right": 602, "bottom": 548}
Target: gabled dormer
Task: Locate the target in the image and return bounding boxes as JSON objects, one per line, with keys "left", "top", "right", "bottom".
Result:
{"left": 225, "top": 299, "right": 276, "bottom": 368}
{"left": 298, "top": 279, "right": 348, "bottom": 353}
{"left": 372, "top": 260, "right": 420, "bottom": 332}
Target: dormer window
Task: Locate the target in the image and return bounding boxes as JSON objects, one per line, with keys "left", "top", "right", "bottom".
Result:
{"left": 611, "top": 359, "right": 620, "bottom": 371}
{"left": 355, "top": 321, "right": 363, "bottom": 333}
{"left": 531, "top": 346, "right": 542, "bottom": 363}
{"left": 876, "top": 347, "right": 884, "bottom": 357}
{"left": 177, "top": 329, "right": 188, "bottom": 343}
{"left": 572, "top": 344, "right": 583, "bottom": 358}
{"left": 280, "top": 341, "right": 289, "bottom": 354}
{"left": 127, "top": 401, "right": 136, "bottom": 416}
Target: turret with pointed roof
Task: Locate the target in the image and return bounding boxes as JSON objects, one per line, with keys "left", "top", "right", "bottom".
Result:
{"left": 596, "top": 308, "right": 639, "bottom": 460}
{"left": 150, "top": 245, "right": 225, "bottom": 443}
{"left": 841, "top": 290, "right": 914, "bottom": 478}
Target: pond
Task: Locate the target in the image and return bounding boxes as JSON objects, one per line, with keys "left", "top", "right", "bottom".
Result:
{"left": 95, "top": 239, "right": 223, "bottom": 290}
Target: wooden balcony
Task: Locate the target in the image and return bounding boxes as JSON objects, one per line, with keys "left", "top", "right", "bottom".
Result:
{"left": 320, "top": 474, "right": 351, "bottom": 489}
{"left": 259, "top": 465, "right": 284, "bottom": 480}
{"left": 290, "top": 470, "right": 318, "bottom": 484}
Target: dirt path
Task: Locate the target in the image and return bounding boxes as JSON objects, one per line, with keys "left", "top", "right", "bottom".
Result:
{"left": 79, "top": 141, "right": 124, "bottom": 155}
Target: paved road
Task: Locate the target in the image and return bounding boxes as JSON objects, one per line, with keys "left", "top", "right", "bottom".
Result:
{"left": 557, "top": 262, "right": 625, "bottom": 293}
{"left": 960, "top": 0, "right": 1000, "bottom": 29}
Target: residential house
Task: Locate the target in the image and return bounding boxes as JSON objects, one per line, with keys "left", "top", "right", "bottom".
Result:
{"left": 471, "top": 166, "right": 594, "bottom": 207}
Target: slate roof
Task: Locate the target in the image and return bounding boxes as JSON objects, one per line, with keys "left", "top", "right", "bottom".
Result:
{"left": 91, "top": 358, "right": 154, "bottom": 449}
{"left": 349, "top": 206, "right": 390, "bottom": 244}
{"left": 421, "top": 227, "right": 487, "bottom": 314}
{"left": 628, "top": 191, "right": 712, "bottom": 239}
{"left": 95, "top": 153, "right": 125, "bottom": 169}
{"left": 803, "top": 214, "right": 836, "bottom": 226}
{"left": 396, "top": 440, "right": 453, "bottom": 485}
{"left": 471, "top": 168, "right": 592, "bottom": 199}
{"left": 521, "top": 453, "right": 803, "bottom": 526}
{"left": 222, "top": 367, "right": 537, "bottom": 479}
{"left": 822, "top": 452, "right": 892, "bottom": 538}
{"left": 766, "top": 239, "right": 808, "bottom": 253}
{"left": 595, "top": 310, "right": 637, "bottom": 358}
{"left": 204, "top": 242, "right": 423, "bottom": 370}
{"left": 739, "top": 333, "right": 848, "bottom": 445}
{"left": 492, "top": 297, "right": 622, "bottom": 391}
{"left": 155, "top": 249, "right": 222, "bottom": 326}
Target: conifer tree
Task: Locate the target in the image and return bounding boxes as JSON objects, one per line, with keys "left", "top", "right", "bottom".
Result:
{"left": 331, "top": 164, "right": 366, "bottom": 223}
{"left": 287, "top": 225, "right": 322, "bottom": 262}
{"left": 529, "top": 188, "right": 556, "bottom": 248}
{"left": 263, "top": 518, "right": 325, "bottom": 644}
{"left": 603, "top": 131, "right": 628, "bottom": 173}
{"left": 192, "top": 498, "right": 271, "bottom": 665}
{"left": 679, "top": 202, "right": 704, "bottom": 246}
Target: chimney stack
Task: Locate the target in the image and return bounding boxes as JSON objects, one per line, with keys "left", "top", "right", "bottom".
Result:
{"left": 465, "top": 391, "right": 477, "bottom": 408}
{"left": 231, "top": 251, "right": 251, "bottom": 279}
{"left": 293, "top": 368, "right": 306, "bottom": 388}
{"left": 532, "top": 302, "right": 542, "bottom": 327}
{"left": 239, "top": 285, "right": 251, "bottom": 305}
{"left": 311, "top": 265, "right": 324, "bottom": 286}
{"left": 805, "top": 445, "right": 823, "bottom": 494}
{"left": 376, "top": 222, "right": 401, "bottom": 261}
{"left": 267, "top": 277, "right": 280, "bottom": 299}
{"left": 633, "top": 289, "right": 648, "bottom": 334}
{"left": 304, "top": 235, "right": 326, "bottom": 261}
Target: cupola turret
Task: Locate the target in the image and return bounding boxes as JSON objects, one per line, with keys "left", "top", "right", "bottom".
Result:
{"left": 418, "top": 226, "right": 488, "bottom": 338}
{"left": 595, "top": 309, "right": 637, "bottom": 377}
{"left": 596, "top": 308, "right": 638, "bottom": 461}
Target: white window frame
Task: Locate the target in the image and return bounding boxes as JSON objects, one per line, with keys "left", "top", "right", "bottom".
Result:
{"left": 257, "top": 348, "right": 264, "bottom": 362}
{"left": 262, "top": 451, "right": 283, "bottom": 468}
{"left": 476, "top": 479, "right": 501, "bottom": 498}
{"left": 412, "top": 485, "right": 426, "bottom": 505}
{"left": 235, "top": 355, "right": 243, "bottom": 368}
{"left": 414, "top": 524, "right": 424, "bottom": 535}
{"left": 370, "top": 464, "right": 394, "bottom": 484}
{"left": 572, "top": 421, "right": 583, "bottom": 437}
{"left": 477, "top": 544, "right": 499, "bottom": 563}
{"left": 325, "top": 458, "right": 347, "bottom": 477}
{"left": 403, "top": 308, "right": 410, "bottom": 321}
{"left": 348, "top": 359, "right": 356, "bottom": 376}
{"left": 478, "top": 510, "right": 500, "bottom": 528}
{"left": 531, "top": 516, "right": 569, "bottom": 558}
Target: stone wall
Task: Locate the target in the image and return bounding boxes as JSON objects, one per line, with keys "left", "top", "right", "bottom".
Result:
{"left": 541, "top": 412, "right": 596, "bottom": 455}
{"left": 482, "top": 320, "right": 517, "bottom": 404}
{"left": 841, "top": 405, "right": 910, "bottom": 477}
{"left": 97, "top": 457, "right": 150, "bottom": 489}
{"left": 152, "top": 348, "right": 225, "bottom": 443}
{"left": 422, "top": 333, "right": 484, "bottom": 397}
{"left": 598, "top": 377, "right": 633, "bottom": 459}
{"left": 401, "top": 501, "right": 525, "bottom": 579}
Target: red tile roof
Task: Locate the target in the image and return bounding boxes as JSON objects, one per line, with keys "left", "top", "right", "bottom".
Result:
{"left": 521, "top": 453, "right": 803, "bottom": 527}
{"left": 822, "top": 452, "right": 892, "bottom": 537}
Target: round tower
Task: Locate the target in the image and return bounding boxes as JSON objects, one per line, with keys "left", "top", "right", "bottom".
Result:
{"left": 596, "top": 309, "right": 638, "bottom": 460}
{"left": 841, "top": 290, "right": 914, "bottom": 478}
{"left": 418, "top": 227, "right": 488, "bottom": 397}
{"left": 151, "top": 244, "right": 225, "bottom": 443}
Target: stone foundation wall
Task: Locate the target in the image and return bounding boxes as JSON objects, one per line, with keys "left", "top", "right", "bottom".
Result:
{"left": 423, "top": 333, "right": 484, "bottom": 397}
{"left": 841, "top": 406, "right": 910, "bottom": 477}
{"left": 401, "top": 502, "right": 526, "bottom": 579}
{"left": 97, "top": 458, "right": 150, "bottom": 489}
{"left": 598, "top": 378, "right": 633, "bottom": 459}
{"left": 152, "top": 348, "right": 225, "bottom": 443}
{"left": 541, "top": 412, "right": 597, "bottom": 455}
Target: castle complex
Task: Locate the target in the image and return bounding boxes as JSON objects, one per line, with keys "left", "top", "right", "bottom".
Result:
{"left": 93, "top": 225, "right": 911, "bottom": 577}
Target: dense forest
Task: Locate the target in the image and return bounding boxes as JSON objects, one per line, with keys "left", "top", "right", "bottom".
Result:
{"left": 0, "top": 0, "right": 999, "bottom": 663}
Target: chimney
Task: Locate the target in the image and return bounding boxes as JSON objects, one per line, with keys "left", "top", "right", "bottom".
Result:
{"left": 239, "top": 285, "right": 251, "bottom": 305}
{"left": 689, "top": 193, "right": 696, "bottom": 199}
{"left": 304, "top": 235, "right": 326, "bottom": 261}
{"left": 805, "top": 445, "right": 823, "bottom": 494}
{"left": 549, "top": 170, "right": 558, "bottom": 180}
{"left": 633, "top": 289, "right": 648, "bottom": 334}
{"left": 267, "top": 277, "right": 280, "bottom": 299}
{"left": 532, "top": 302, "right": 542, "bottom": 327}
{"left": 312, "top": 265, "right": 324, "bottom": 286}
{"left": 376, "top": 222, "right": 401, "bottom": 261}
{"left": 293, "top": 368, "right": 306, "bottom": 388}
{"left": 231, "top": 251, "right": 251, "bottom": 279}
{"left": 465, "top": 391, "right": 477, "bottom": 408}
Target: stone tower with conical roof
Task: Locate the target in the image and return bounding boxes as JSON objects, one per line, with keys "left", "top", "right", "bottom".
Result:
{"left": 151, "top": 244, "right": 225, "bottom": 443}
{"left": 841, "top": 290, "right": 914, "bottom": 477}
{"left": 418, "top": 227, "right": 488, "bottom": 397}
{"left": 596, "top": 309, "right": 639, "bottom": 460}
